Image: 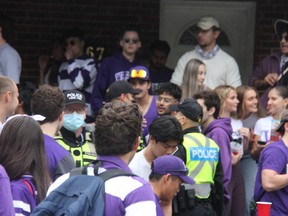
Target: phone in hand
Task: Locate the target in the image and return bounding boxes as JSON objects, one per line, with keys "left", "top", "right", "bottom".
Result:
{"left": 257, "top": 141, "right": 266, "bottom": 145}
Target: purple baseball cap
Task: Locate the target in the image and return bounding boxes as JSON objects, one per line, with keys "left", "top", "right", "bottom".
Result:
{"left": 151, "top": 155, "right": 195, "bottom": 185}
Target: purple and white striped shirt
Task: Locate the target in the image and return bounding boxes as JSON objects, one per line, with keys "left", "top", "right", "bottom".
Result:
{"left": 59, "top": 55, "right": 97, "bottom": 121}
{"left": 48, "top": 156, "right": 157, "bottom": 216}
{"left": 11, "top": 175, "right": 36, "bottom": 215}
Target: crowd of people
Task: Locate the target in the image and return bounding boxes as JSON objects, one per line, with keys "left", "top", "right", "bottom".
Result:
{"left": 0, "top": 13, "right": 288, "bottom": 216}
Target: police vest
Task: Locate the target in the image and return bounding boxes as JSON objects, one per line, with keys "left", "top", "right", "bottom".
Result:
{"left": 183, "top": 132, "right": 220, "bottom": 198}
{"left": 137, "top": 136, "right": 147, "bottom": 152}
{"left": 55, "top": 132, "right": 97, "bottom": 168}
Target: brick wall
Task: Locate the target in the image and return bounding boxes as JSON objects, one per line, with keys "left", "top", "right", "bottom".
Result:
{"left": 253, "top": 0, "right": 288, "bottom": 65}
{"left": 0, "top": 0, "right": 160, "bottom": 83}
{"left": 0, "top": 0, "right": 287, "bottom": 84}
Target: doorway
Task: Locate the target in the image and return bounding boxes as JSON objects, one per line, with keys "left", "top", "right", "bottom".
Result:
{"left": 159, "top": 0, "right": 256, "bottom": 84}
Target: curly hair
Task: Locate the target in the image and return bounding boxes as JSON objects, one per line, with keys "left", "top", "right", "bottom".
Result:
{"left": 95, "top": 101, "right": 142, "bottom": 156}
{"left": 194, "top": 90, "right": 221, "bottom": 119}
{"left": 31, "top": 85, "right": 65, "bottom": 124}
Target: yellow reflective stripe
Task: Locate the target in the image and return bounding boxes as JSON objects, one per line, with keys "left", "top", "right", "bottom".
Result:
{"left": 55, "top": 135, "right": 96, "bottom": 167}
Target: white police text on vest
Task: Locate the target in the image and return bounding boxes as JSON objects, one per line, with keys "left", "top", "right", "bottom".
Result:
{"left": 189, "top": 147, "right": 219, "bottom": 162}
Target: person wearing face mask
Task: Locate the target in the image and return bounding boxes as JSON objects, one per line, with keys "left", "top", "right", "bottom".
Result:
{"left": 55, "top": 90, "right": 97, "bottom": 168}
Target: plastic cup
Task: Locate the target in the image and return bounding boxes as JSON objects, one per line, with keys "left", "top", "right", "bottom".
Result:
{"left": 256, "top": 201, "right": 272, "bottom": 216}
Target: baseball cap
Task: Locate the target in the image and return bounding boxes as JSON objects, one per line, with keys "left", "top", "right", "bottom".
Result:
{"left": 64, "top": 90, "right": 86, "bottom": 106}
{"left": 197, "top": 16, "right": 220, "bottom": 30}
{"left": 151, "top": 155, "right": 195, "bottom": 185}
{"left": 105, "top": 80, "right": 142, "bottom": 102}
{"left": 275, "top": 19, "right": 288, "bottom": 36}
{"left": 275, "top": 109, "right": 288, "bottom": 132}
{"left": 169, "top": 99, "right": 203, "bottom": 123}
{"left": 128, "top": 66, "right": 150, "bottom": 81}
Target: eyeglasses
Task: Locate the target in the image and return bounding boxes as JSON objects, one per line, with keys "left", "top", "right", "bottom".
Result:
{"left": 157, "top": 96, "right": 173, "bottom": 104}
{"left": 278, "top": 35, "right": 288, "bottom": 41}
{"left": 130, "top": 69, "right": 148, "bottom": 79}
{"left": 65, "top": 107, "right": 86, "bottom": 114}
{"left": 172, "top": 146, "right": 179, "bottom": 155}
{"left": 123, "top": 38, "right": 139, "bottom": 44}
{"left": 159, "top": 141, "right": 178, "bottom": 150}
{"left": 65, "top": 39, "right": 77, "bottom": 47}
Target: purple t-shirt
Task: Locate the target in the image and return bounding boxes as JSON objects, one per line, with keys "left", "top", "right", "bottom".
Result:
{"left": 0, "top": 164, "right": 14, "bottom": 216}
{"left": 155, "top": 194, "right": 165, "bottom": 216}
{"left": 254, "top": 140, "right": 288, "bottom": 216}
{"left": 143, "top": 96, "right": 158, "bottom": 139}
{"left": 44, "top": 134, "right": 75, "bottom": 181}
{"left": 11, "top": 175, "right": 36, "bottom": 215}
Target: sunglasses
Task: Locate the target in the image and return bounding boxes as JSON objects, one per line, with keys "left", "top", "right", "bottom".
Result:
{"left": 278, "top": 35, "right": 288, "bottom": 41}
{"left": 130, "top": 69, "right": 148, "bottom": 79}
{"left": 123, "top": 38, "right": 139, "bottom": 44}
{"left": 65, "top": 40, "right": 77, "bottom": 47}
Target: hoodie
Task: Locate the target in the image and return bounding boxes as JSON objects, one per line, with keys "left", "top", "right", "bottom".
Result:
{"left": 203, "top": 118, "right": 232, "bottom": 203}
{"left": 91, "top": 52, "right": 143, "bottom": 114}
{"left": 248, "top": 51, "right": 282, "bottom": 109}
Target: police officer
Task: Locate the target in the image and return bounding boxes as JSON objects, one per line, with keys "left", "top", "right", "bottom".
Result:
{"left": 170, "top": 99, "right": 224, "bottom": 216}
{"left": 55, "top": 90, "right": 97, "bottom": 167}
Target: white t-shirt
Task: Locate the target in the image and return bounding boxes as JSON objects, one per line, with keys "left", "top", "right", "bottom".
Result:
{"left": 170, "top": 49, "right": 241, "bottom": 89}
{"left": 231, "top": 118, "right": 244, "bottom": 153}
{"left": 129, "top": 149, "right": 151, "bottom": 182}
{"left": 254, "top": 116, "right": 280, "bottom": 142}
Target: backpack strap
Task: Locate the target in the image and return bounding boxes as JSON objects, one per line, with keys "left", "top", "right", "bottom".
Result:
{"left": 69, "top": 167, "right": 86, "bottom": 176}
{"left": 69, "top": 160, "right": 137, "bottom": 181}
{"left": 99, "top": 169, "right": 137, "bottom": 182}
{"left": 20, "top": 179, "right": 33, "bottom": 195}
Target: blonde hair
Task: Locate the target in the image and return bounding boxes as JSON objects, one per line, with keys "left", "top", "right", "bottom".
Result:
{"left": 214, "top": 85, "right": 236, "bottom": 116}
{"left": 181, "top": 59, "right": 205, "bottom": 101}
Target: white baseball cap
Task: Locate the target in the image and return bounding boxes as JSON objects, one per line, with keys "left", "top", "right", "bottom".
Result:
{"left": 197, "top": 16, "right": 220, "bottom": 30}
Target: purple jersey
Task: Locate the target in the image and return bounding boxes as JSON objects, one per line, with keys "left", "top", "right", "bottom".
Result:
{"left": 44, "top": 134, "right": 75, "bottom": 181}
{"left": 11, "top": 175, "right": 36, "bottom": 215}
{"left": 254, "top": 140, "right": 288, "bottom": 216}
{"left": 0, "top": 164, "right": 14, "bottom": 216}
